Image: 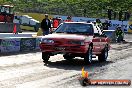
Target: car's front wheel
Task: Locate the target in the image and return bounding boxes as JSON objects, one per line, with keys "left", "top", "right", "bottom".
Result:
{"left": 98, "top": 46, "right": 108, "bottom": 62}
{"left": 42, "top": 52, "right": 50, "bottom": 62}
{"left": 84, "top": 46, "right": 93, "bottom": 64}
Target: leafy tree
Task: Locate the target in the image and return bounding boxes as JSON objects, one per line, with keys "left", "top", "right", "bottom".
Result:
{"left": 1, "top": 0, "right": 132, "bottom": 19}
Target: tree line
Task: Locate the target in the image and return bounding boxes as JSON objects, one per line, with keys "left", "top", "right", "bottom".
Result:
{"left": 1, "top": 0, "right": 132, "bottom": 19}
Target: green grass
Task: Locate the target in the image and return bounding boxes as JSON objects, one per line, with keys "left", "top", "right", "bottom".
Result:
{"left": 20, "top": 25, "right": 34, "bottom": 31}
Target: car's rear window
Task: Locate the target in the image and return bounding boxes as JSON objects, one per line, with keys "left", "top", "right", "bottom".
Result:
{"left": 54, "top": 23, "right": 94, "bottom": 35}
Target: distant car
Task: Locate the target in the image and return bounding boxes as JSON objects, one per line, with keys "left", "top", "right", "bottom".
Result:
{"left": 39, "top": 22, "right": 110, "bottom": 64}
{"left": 13, "top": 15, "right": 40, "bottom": 31}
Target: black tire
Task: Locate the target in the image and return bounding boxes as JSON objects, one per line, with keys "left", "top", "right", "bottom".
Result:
{"left": 42, "top": 52, "right": 50, "bottom": 62}
{"left": 80, "top": 78, "right": 90, "bottom": 86}
{"left": 98, "top": 46, "right": 108, "bottom": 62}
{"left": 84, "top": 46, "right": 93, "bottom": 64}
{"left": 82, "top": 79, "right": 87, "bottom": 86}
{"left": 63, "top": 54, "right": 74, "bottom": 61}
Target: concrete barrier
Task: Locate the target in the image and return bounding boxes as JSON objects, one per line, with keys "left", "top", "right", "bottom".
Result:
{"left": 0, "top": 34, "right": 41, "bottom": 53}
{"left": 0, "top": 38, "right": 41, "bottom": 53}
{"left": 0, "top": 38, "right": 21, "bottom": 53}
{"left": 36, "top": 37, "right": 41, "bottom": 50}
{"left": 0, "top": 33, "right": 35, "bottom": 38}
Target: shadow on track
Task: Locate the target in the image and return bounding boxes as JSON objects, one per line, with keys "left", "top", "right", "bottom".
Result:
{"left": 0, "top": 50, "right": 41, "bottom": 57}
{"left": 43, "top": 58, "right": 113, "bottom": 71}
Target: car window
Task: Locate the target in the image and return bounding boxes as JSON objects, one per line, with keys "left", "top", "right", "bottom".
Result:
{"left": 55, "top": 23, "right": 94, "bottom": 35}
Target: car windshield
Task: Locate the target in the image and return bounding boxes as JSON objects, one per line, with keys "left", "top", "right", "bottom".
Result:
{"left": 54, "top": 23, "right": 94, "bottom": 35}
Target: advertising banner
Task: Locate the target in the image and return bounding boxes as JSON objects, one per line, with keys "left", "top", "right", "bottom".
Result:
{"left": 20, "top": 38, "right": 36, "bottom": 51}
{"left": 0, "top": 38, "right": 20, "bottom": 53}
{"left": 53, "top": 15, "right": 129, "bottom": 32}
{"left": 53, "top": 15, "right": 96, "bottom": 22}
{"left": 108, "top": 20, "right": 128, "bottom": 32}
{"left": 128, "top": 21, "right": 132, "bottom": 33}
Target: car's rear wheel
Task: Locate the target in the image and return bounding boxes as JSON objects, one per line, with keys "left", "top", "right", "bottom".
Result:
{"left": 84, "top": 46, "right": 93, "bottom": 64}
{"left": 98, "top": 46, "right": 108, "bottom": 62}
{"left": 42, "top": 52, "right": 50, "bottom": 62}
{"left": 63, "top": 54, "right": 74, "bottom": 61}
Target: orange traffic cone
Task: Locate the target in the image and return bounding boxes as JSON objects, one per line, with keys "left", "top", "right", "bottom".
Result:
{"left": 13, "top": 24, "right": 17, "bottom": 34}
{"left": 85, "top": 71, "right": 88, "bottom": 78}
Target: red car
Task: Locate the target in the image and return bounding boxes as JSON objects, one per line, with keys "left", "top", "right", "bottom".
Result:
{"left": 39, "top": 22, "right": 110, "bottom": 64}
